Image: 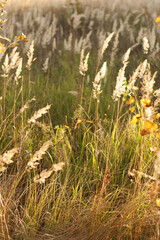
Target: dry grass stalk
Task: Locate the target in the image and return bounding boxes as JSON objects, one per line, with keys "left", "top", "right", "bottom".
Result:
{"left": 35, "top": 121, "right": 50, "bottom": 132}
{"left": 27, "top": 140, "right": 53, "bottom": 170}
{"left": 110, "top": 32, "right": 119, "bottom": 66}
{"left": 127, "top": 62, "right": 142, "bottom": 92}
{"left": 0, "top": 148, "right": 19, "bottom": 172}
{"left": 42, "top": 57, "right": 49, "bottom": 72}
{"left": 142, "top": 36, "right": 150, "bottom": 54}
{"left": 26, "top": 40, "right": 36, "bottom": 70}
{"left": 34, "top": 162, "right": 65, "bottom": 183}
{"left": 93, "top": 61, "right": 107, "bottom": 100}
{"left": 79, "top": 49, "right": 90, "bottom": 76}
{"left": 10, "top": 47, "right": 20, "bottom": 69}
{"left": 112, "top": 48, "right": 130, "bottom": 100}
{"left": 138, "top": 59, "right": 148, "bottom": 78}
{"left": 27, "top": 104, "right": 51, "bottom": 123}
{"left": 141, "top": 62, "right": 157, "bottom": 99}
{"left": 19, "top": 96, "right": 36, "bottom": 114}
{"left": 99, "top": 32, "right": 115, "bottom": 62}
{"left": 131, "top": 169, "right": 156, "bottom": 181}
{"left": 1, "top": 53, "right": 9, "bottom": 78}
{"left": 14, "top": 58, "right": 22, "bottom": 85}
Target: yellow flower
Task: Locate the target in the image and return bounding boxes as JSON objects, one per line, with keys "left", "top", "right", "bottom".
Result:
{"left": 129, "top": 106, "right": 135, "bottom": 113}
{"left": 0, "top": 42, "right": 5, "bottom": 53}
{"left": 156, "top": 198, "right": 160, "bottom": 207}
{"left": 155, "top": 113, "right": 160, "bottom": 119}
{"left": 126, "top": 97, "right": 135, "bottom": 105}
{"left": 155, "top": 16, "right": 160, "bottom": 23}
{"left": 73, "top": 118, "right": 82, "bottom": 130}
{"left": 140, "top": 98, "right": 151, "bottom": 107}
{"left": 17, "top": 33, "right": 28, "bottom": 41}
{"left": 130, "top": 114, "right": 141, "bottom": 124}
{"left": 141, "top": 120, "right": 158, "bottom": 136}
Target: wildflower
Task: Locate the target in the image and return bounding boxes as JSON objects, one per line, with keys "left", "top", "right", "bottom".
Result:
{"left": 140, "top": 99, "right": 151, "bottom": 107}
{"left": 155, "top": 16, "right": 160, "bottom": 26}
{"left": 130, "top": 114, "right": 141, "bottom": 124}
{"left": 129, "top": 106, "right": 135, "bottom": 113}
{"left": 0, "top": 42, "right": 5, "bottom": 53}
{"left": 126, "top": 97, "right": 135, "bottom": 105}
{"left": 17, "top": 33, "right": 28, "bottom": 42}
{"left": 141, "top": 120, "right": 158, "bottom": 136}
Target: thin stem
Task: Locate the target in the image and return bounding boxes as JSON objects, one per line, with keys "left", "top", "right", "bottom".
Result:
{"left": 80, "top": 75, "right": 85, "bottom": 106}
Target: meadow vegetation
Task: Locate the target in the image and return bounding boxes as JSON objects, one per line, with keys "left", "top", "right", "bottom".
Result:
{"left": 0, "top": 0, "right": 160, "bottom": 239}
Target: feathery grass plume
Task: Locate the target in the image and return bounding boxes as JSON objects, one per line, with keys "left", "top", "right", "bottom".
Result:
{"left": 1, "top": 53, "right": 9, "bottom": 77}
{"left": 79, "top": 49, "right": 90, "bottom": 76}
{"left": 2, "top": 47, "right": 21, "bottom": 79}
{"left": 112, "top": 48, "right": 130, "bottom": 101}
{"left": 138, "top": 59, "right": 148, "bottom": 78}
{"left": 93, "top": 62, "right": 107, "bottom": 101}
{"left": 14, "top": 58, "right": 22, "bottom": 85}
{"left": 35, "top": 121, "right": 50, "bottom": 133}
{"left": 9, "top": 47, "right": 20, "bottom": 69}
{"left": 141, "top": 62, "right": 157, "bottom": 99}
{"left": 27, "top": 104, "right": 51, "bottom": 124}
{"left": 34, "top": 162, "right": 65, "bottom": 184}
{"left": 98, "top": 32, "right": 114, "bottom": 62}
{"left": 142, "top": 36, "right": 149, "bottom": 54}
{"left": 154, "top": 89, "right": 160, "bottom": 110}
{"left": 68, "top": 91, "right": 78, "bottom": 96}
{"left": 71, "top": 11, "right": 85, "bottom": 30}
{"left": 42, "top": 57, "right": 49, "bottom": 72}
{"left": 26, "top": 40, "right": 36, "bottom": 70}
{"left": 110, "top": 32, "right": 119, "bottom": 66}
{"left": 0, "top": 148, "right": 19, "bottom": 172}
{"left": 19, "top": 97, "right": 36, "bottom": 114}
{"left": 127, "top": 62, "right": 142, "bottom": 92}
{"left": 27, "top": 140, "right": 53, "bottom": 170}
{"left": 64, "top": 33, "right": 72, "bottom": 51}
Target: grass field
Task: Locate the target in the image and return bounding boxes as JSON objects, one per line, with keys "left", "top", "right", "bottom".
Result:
{"left": 0, "top": 0, "right": 160, "bottom": 239}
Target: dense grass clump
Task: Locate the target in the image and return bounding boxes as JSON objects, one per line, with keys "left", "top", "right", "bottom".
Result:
{"left": 0, "top": 0, "right": 160, "bottom": 239}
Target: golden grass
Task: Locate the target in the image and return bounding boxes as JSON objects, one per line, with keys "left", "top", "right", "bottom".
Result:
{"left": 0, "top": 0, "right": 160, "bottom": 239}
